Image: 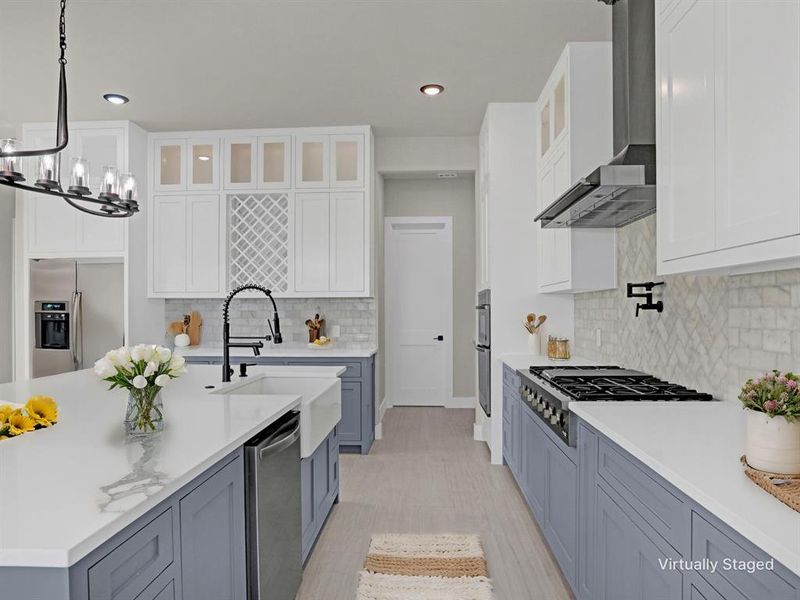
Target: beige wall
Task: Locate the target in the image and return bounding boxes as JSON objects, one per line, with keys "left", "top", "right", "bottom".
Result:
{"left": 383, "top": 176, "right": 477, "bottom": 398}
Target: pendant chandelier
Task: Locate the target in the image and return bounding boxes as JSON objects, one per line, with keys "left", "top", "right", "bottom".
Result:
{"left": 0, "top": 0, "right": 139, "bottom": 218}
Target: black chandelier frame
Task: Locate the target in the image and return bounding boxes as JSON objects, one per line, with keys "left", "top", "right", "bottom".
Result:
{"left": 0, "top": 0, "right": 139, "bottom": 218}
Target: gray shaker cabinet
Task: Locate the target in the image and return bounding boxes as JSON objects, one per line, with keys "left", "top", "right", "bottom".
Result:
{"left": 178, "top": 455, "right": 247, "bottom": 600}
{"left": 300, "top": 426, "right": 340, "bottom": 563}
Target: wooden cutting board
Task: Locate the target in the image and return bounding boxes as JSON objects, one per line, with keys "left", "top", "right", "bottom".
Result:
{"left": 187, "top": 311, "right": 203, "bottom": 346}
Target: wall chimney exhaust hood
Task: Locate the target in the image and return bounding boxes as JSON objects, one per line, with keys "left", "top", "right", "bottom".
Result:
{"left": 535, "top": 0, "right": 656, "bottom": 229}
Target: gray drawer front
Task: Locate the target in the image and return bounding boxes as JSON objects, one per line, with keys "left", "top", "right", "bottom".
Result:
{"left": 286, "top": 359, "right": 361, "bottom": 378}
{"left": 691, "top": 512, "right": 800, "bottom": 600}
{"left": 88, "top": 509, "right": 174, "bottom": 600}
{"left": 503, "top": 364, "right": 519, "bottom": 388}
{"left": 597, "top": 438, "right": 688, "bottom": 552}
{"left": 137, "top": 577, "right": 175, "bottom": 600}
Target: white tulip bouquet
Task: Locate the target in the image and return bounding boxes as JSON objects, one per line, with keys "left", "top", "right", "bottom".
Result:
{"left": 94, "top": 345, "right": 187, "bottom": 434}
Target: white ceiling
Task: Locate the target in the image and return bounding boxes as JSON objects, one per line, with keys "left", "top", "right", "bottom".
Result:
{"left": 0, "top": 1, "right": 610, "bottom": 137}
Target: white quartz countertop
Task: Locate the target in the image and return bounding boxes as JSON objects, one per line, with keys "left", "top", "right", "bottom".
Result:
{"left": 570, "top": 401, "right": 800, "bottom": 576}
{"left": 0, "top": 365, "right": 338, "bottom": 568}
{"left": 177, "top": 342, "right": 377, "bottom": 359}
{"left": 499, "top": 352, "right": 599, "bottom": 372}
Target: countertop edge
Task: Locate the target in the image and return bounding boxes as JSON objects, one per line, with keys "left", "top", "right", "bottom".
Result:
{"left": 569, "top": 403, "right": 800, "bottom": 577}
{"left": 1, "top": 395, "right": 302, "bottom": 569}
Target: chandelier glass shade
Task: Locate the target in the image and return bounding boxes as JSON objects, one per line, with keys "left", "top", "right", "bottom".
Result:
{"left": 0, "top": 0, "right": 139, "bottom": 218}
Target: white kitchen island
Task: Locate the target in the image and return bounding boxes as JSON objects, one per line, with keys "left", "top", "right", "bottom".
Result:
{"left": 0, "top": 364, "right": 343, "bottom": 600}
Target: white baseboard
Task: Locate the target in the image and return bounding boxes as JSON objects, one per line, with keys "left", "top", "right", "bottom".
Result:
{"left": 445, "top": 396, "right": 476, "bottom": 409}
{"left": 473, "top": 423, "right": 483, "bottom": 441}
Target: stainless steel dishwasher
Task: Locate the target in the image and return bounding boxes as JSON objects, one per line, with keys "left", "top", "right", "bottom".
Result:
{"left": 244, "top": 410, "right": 302, "bottom": 600}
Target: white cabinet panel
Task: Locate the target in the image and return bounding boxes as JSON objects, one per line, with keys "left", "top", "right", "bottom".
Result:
{"left": 186, "top": 196, "right": 222, "bottom": 293}
{"left": 294, "top": 193, "right": 331, "bottom": 291}
{"left": 550, "top": 148, "right": 572, "bottom": 287}
{"left": 658, "top": 0, "right": 717, "bottom": 261}
{"left": 187, "top": 138, "right": 220, "bottom": 191}
{"left": 75, "top": 128, "right": 126, "bottom": 253}
{"left": 224, "top": 138, "right": 257, "bottom": 189}
{"left": 153, "top": 196, "right": 187, "bottom": 294}
{"left": 295, "top": 135, "right": 330, "bottom": 188}
{"left": 715, "top": 1, "right": 800, "bottom": 249}
{"left": 154, "top": 139, "right": 186, "bottom": 192}
{"left": 257, "top": 136, "right": 291, "bottom": 189}
{"left": 330, "top": 134, "right": 364, "bottom": 188}
{"left": 330, "top": 192, "right": 365, "bottom": 292}
{"left": 656, "top": 0, "right": 800, "bottom": 274}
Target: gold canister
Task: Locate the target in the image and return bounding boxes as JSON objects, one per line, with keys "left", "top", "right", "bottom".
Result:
{"left": 547, "top": 336, "right": 571, "bottom": 360}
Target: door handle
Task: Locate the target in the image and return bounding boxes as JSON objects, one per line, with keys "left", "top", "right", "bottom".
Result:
{"left": 433, "top": 335, "right": 444, "bottom": 341}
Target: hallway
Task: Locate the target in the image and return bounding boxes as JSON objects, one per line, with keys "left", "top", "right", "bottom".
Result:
{"left": 297, "top": 407, "right": 572, "bottom": 599}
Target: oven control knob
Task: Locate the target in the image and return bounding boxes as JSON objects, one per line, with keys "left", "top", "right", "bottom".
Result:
{"left": 550, "top": 414, "right": 558, "bottom": 425}
{"left": 543, "top": 408, "right": 552, "bottom": 418}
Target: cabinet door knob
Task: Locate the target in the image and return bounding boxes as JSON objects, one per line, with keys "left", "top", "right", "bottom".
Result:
{"left": 433, "top": 335, "right": 444, "bottom": 341}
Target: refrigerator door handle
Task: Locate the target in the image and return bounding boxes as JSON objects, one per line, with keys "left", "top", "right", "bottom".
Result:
{"left": 71, "top": 291, "right": 83, "bottom": 370}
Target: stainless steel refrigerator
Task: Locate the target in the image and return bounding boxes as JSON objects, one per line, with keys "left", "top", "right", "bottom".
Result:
{"left": 31, "top": 259, "right": 125, "bottom": 378}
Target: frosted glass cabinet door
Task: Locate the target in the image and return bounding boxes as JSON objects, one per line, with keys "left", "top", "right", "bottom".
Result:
{"left": 154, "top": 140, "right": 186, "bottom": 192}
{"left": 553, "top": 75, "right": 567, "bottom": 143}
{"left": 224, "top": 138, "right": 257, "bottom": 189}
{"left": 257, "top": 136, "right": 291, "bottom": 189}
{"left": 540, "top": 101, "right": 551, "bottom": 157}
{"left": 295, "top": 135, "right": 330, "bottom": 188}
{"left": 330, "top": 134, "right": 364, "bottom": 188}
{"left": 187, "top": 139, "right": 220, "bottom": 191}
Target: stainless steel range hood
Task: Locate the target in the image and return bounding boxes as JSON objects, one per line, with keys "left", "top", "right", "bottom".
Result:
{"left": 535, "top": 0, "right": 656, "bottom": 229}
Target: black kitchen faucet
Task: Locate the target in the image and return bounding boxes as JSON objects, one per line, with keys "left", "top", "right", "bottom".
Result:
{"left": 222, "top": 284, "right": 283, "bottom": 382}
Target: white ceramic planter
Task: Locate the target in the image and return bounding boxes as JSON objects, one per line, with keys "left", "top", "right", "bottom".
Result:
{"left": 527, "top": 333, "right": 540, "bottom": 356}
{"left": 745, "top": 409, "right": 800, "bottom": 475}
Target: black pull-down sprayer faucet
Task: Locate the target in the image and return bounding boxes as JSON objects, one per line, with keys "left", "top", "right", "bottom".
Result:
{"left": 222, "top": 284, "right": 283, "bottom": 382}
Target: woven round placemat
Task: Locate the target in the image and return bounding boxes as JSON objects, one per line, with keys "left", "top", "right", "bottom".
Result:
{"left": 740, "top": 456, "right": 800, "bottom": 513}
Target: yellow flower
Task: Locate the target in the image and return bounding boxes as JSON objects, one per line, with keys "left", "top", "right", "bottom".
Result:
{"left": 6, "top": 410, "right": 35, "bottom": 436}
{"left": 0, "top": 404, "right": 15, "bottom": 424}
{"left": 25, "top": 396, "right": 58, "bottom": 427}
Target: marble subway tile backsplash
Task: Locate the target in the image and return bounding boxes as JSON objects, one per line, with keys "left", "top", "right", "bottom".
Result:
{"left": 165, "top": 298, "right": 377, "bottom": 347}
{"left": 574, "top": 215, "right": 800, "bottom": 402}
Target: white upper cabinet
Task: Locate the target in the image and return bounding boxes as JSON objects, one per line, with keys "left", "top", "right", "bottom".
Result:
{"left": 148, "top": 126, "right": 372, "bottom": 297}
{"left": 187, "top": 138, "right": 220, "bottom": 191}
{"left": 25, "top": 124, "right": 127, "bottom": 256}
{"left": 330, "top": 134, "right": 365, "bottom": 188}
{"left": 657, "top": 0, "right": 800, "bottom": 274}
{"left": 224, "top": 137, "right": 257, "bottom": 189}
{"left": 535, "top": 42, "right": 617, "bottom": 293}
{"left": 151, "top": 194, "right": 225, "bottom": 297}
{"left": 154, "top": 138, "right": 220, "bottom": 192}
{"left": 295, "top": 135, "right": 330, "bottom": 188}
{"left": 258, "top": 136, "right": 291, "bottom": 189}
{"left": 154, "top": 139, "right": 186, "bottom": 192}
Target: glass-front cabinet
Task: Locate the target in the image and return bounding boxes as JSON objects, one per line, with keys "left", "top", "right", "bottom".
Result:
{"left": 295, "top": 134, "right": 330, "bottom": 188}
{"left": 154, "top": 138, "right": 220, "bottom": 191}
{"left": 224, "top": 137, "right": 257, "bottom": 189}
{"left": 258, "top": 136, "right": 292, "bottom": 189}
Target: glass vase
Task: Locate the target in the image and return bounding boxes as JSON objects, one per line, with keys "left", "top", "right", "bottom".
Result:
{"left": 125, "top": 387, "right": 164, "bottom": 435}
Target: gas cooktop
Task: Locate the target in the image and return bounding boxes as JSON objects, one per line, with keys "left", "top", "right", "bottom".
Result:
{"left": 527, "top": 365, "right": 714, "bottom": 402}
{"left": 517, "top": 365, "right": 714, "bottom": 446}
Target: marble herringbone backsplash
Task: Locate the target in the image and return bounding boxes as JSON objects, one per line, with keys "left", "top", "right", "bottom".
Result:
{"left": 574, "top": 215, "right": 800, "bottom": 402}
{"left": 165, "top": 298, "right": 377, "bottom": 346}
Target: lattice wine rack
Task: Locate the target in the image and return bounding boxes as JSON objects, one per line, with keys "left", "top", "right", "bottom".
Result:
{"left": 228, "top": 193, "right": 290, "bottom": 292}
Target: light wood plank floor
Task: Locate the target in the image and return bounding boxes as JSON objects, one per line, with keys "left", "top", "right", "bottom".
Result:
{"left": 296, "top": 407, "right": 573, "bottom": 599}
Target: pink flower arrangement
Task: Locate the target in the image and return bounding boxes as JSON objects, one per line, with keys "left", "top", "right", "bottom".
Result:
{"left": 739, "top": 370, "right": 800, "bottom": 420}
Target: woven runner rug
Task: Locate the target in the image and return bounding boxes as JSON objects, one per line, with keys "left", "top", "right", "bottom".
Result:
{"left": 356, "top": 533, "right": 494, "bottom": 600}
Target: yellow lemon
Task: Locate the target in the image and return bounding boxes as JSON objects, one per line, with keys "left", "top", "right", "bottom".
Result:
{"left": 25, "top": 396, "right": 58, "bottom": 427}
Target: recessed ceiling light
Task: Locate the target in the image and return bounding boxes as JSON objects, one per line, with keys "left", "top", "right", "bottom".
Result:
{"left": 103, "top": 93, "right": 129, "bottom": 105}
{"left": 420, "top": 84, "right": 444, "bottom": 96}
{"left": 197, "top": 155, "right": 211, "bottom": 161}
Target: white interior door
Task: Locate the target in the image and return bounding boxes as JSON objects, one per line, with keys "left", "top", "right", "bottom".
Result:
{"left": 385, "top": 217, "right": 453, "bottom": 407}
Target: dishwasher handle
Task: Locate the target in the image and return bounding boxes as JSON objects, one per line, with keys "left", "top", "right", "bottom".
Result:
{"left": 259, "top": 426, "right": 300, "bottom": 458}
{"left": 253, "top": 411, "right": 300, "bottom": 459}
